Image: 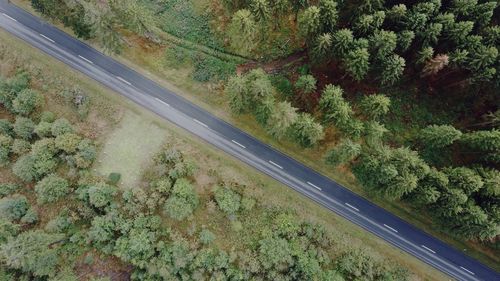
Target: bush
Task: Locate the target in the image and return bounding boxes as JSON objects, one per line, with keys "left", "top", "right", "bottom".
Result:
{"left": 0, "top": 218, "right": 19, "bottom": 243}
{"left": 12, "top": 155, "right": 37, "bottom": 182}
{"left": 55, "top": 133, "right": 81, "bottom": 153}
{"left": 0, "top": 119, "right": 13, "bottom": 136}
{"left": 11, "top": 139, "right": 31, "bottom": 155}
{"left": 34, "top": 121, "right": 53, "bottom": 138}
{"left": 0, "top": 183, "right": 20, "bottom": 198}
{"left": 87, "top": 183, "right": 117, "bottom": 208}
{"left": 51, "top": 118, "right": 73, "bottom": 136}
{"left": 199, "top": 229, "right": 216, "bottom": 245}
{"left": 13, "top": 117, "right": 34, "bottom": 140}
{"left": 34, "top": 174, "right": 70, "bottom": 204}
{"left": 152, "top": 177, "right": 171, "bottom": 194}
{"left": 108, "top": 173, "right": 121, "bottom": 185}
{"left": 39, "top": 111, "right": 55, "bottom": 123}
{"left": 163, "top": 178, "right": 198, "bottom": 220}
{"left": 75, "top": 139, "right": 96, "bottom": 168}
{"left": 12, "top": 89, "right": 41, "bottom": 116}
{"left": 214, "top": 186, "right": 241, "bottom": 214}
{"left": 45, "top": 214, "right": 72, "bottom": 233}
{"left": 0, "top": 195, "right": 29, "bottom": 221}
{"left": 20, "top": 207, "right": 38, "bottom": 224}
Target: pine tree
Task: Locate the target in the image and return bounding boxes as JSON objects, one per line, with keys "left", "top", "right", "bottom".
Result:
{"left": 380, "top": 54, "right": 405, "bottom": 85}
{"left": 325, "top": 139, "right": 361, "bottom": 166}
{"left": 359, "top": 94, "right": 391, "bottom": 120}
{"left": 419, "top": 125, "right": 462, "bottom": 148}
{"left": 344, "top": 48, "right": 370, "bottom": 81}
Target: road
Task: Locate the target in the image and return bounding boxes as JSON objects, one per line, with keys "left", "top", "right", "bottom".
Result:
{"left": 0, "top": 2, "right": 498, "bottom": 280}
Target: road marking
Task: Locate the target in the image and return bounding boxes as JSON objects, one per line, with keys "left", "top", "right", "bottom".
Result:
{"left": 460, "top": 266, "right": 475, "bottom": 275}
{"left": 231, "top": 140, "right": 246, "bottom": 149}
{"left": 345, "top": 203, "right": 359, "bottom": 212}
{"left": 193, "top": 119, "right": 208, "bottom": 128}
{"left": 421, "top": 245, "right": 436, "bottom": 254}
{"left": 39, "top": 34, "right": 55, "bottom": 43}
{"left": 154, "top": 98, "right": 170, "bottom": 107}
{"left": 383, "top": 224, "right": 398, "bottom": 233}
{"left": 2, "top": 13, "right": 17, "bottom": 22}
{"left": 269, "top": 160, "right": 283, "bottom": 169}
{"left": 78, "top": 55, "right": 93, "bottom": 64}
{"left": 116, "top": 76, "right": 132, "bottom": 85}
{"left": 307, "top": 181, "right": 322, "bottom": 191}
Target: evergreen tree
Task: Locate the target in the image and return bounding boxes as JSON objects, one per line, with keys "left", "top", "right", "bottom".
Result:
{"left": 289, "top": 113, "right": 324, "bottom": 147}
{"left": 419, "top": 125, "right": 462, "bottom": 148}
{"left": 325, "top": 139, "right": 361, "bottom": 166}
{"left": 344, "top": 48, "right": 370, "bottom": 81}
{"left": 380, "top": 54, "right": 405, "bottom": 85}
{"left": 359, "top": 94, "right": 391, "bottom": 120}
{"left": 266, "top": 101, "right": 298, "bottom": 139}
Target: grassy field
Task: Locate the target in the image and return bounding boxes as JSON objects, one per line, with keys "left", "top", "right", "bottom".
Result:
{"left": 0, "top": 27, "right": 457, "bottom": 280}
{"left": 95, "top": 111, "right": 168, "bottom": 188}
{"left": 10, "top": 0, "right": 499, "bottom": 270}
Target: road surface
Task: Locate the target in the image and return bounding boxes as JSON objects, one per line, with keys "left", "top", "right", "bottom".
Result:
{"left": 0, "top": 2, "right": 498, "bottom": 280}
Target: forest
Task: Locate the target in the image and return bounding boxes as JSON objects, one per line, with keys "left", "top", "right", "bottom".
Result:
{"left": 5, "top": 0, "right": 500, "bottom": 277}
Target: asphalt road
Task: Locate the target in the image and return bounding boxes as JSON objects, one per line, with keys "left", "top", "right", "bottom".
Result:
{"left": 0, "top": 2, "right": 498, "bottom": 280}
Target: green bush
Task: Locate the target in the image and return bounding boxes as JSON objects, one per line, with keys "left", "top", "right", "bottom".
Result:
{"left": 55, "top": 133, "right": 81, "bottom": 153}
{"left": 11, "top": 139, "right": 31, "bottom": 155}
{"left": 13, "top": 117, "right": 34, "bottom": 140}
{"left": 75, "top": 139, "right": 96, "bottom": 168}
{"left": 34, "top": 121, "right": 53, "bottom": 138}
{"left": 87, "top": 183, "right": 117, "bottom": 208}
{"left": 20, "top": 207, "right": 38, "bottom": 224}
{"left": 0, "top": 119, "right": 13, "bottom": 136}
{"left": 34, "top": 174, "right": 70, "bottom": 204}
{"left": 0, "top": 183, "right": 20, "bottom": 198}
{"left": 12, "top": 89, "right": 41, "bottom": 116}
{"left": 51, "top": 118, "right": 73, "bottom": 136}
{"left": 39, "top": 111, "right": 56, "bottom": 123}
{"left": 163, "top": 178, "right": 198, "bottom": 220}
{"left": 0, "top": 195, "right": 29, "bottom": 221}
{"left": 199, "top": 229, "right": 216, "bottom": 245}
{"left": 12, "top": 155, "right": 37, "bottom": 182}
{"left": 214, "top": 186, "right": 241, "bottom": 214}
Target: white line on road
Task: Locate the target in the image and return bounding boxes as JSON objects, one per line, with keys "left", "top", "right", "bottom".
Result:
{"left": 39, "top": 33, "right": 55, "bottom": 43}
{"left": 383, "top": 224, "right": 398, "bottom": 233}
{"left": 307, "top": 181, "right": 322, "bottom": 191}
{"left": 421, "top": 245, "right": 436, "bottom": 254}
{"left": 231, "top": 140, "right": 246, "bottom": 149}
{"left": 193, "top": 119, "right": 208, "bottom": 128}
{"left": 460, "top": 266, "right": 475, "bottom": 275}
{"left": 78, "top": 55, "right": 93, "bottom": 64}
{"left": 116, "top": 76, "right": 132, "bottom": 85}
{"left": 269, "top": 160, "right": 283, "bottom": 169}
{"left": 345, "top": 203, "right": 360, "bottom": 212}
{"left": 154, "top": 98, "right": 170, "bottom": 107}
{"left": 2, "top": 13, "right": 17, "bottom": 22}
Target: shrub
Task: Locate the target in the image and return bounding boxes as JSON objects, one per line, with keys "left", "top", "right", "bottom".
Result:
{"left": 0, "top": 183, "right": 20, "bottom": 198}
{"left": 214, "top": 186, "right": 241, "bottom": 214}
{"left": 87, "top": 183, "right": 117, "bottom": 208}
{"left": 20, "top": 207, "right": 38, "bottom": 224}
{"left": 34, "top": 174, "right": 70, "bottom": 204}
{"left": 51, "top": 118, "right": 73, "bottom": 136}
{"left": 163, "top": 178, "right": 198, "bottom": 220}
{"left": 153, "top": 177, "right": 171, "bottom": 194}
{"left": 12, "top": 155, "right": 37, "bottom": 182}
{"left": 108, "top": 173, "right": 121, "bottom": 185}
{"left": 75, "top": 139, "right": 96, "bottom": 168}
{"left": 34, "top": 121, "right": 53, "bottom": 138}
{"left": 199, "top": 229, "right": 216, "bottom": 245}
{"left": 13, "top": 117, "right": 34, "bottom": 140}
{"left": 39, "top": 111, "right": 55, "bottom": 123}
{"left": 55, "top": 133, "right": 81, "bottom": 153}
{"left": 45, "top": 214, "right": 72, "bottom": 233}
{"left": 0, "top": 195, "right": 29, "bottom": 221}
{"left": 0, "top": 119, "right": 13, "bottom": 136}
{"left": 0, "top": 218, "right": 19, "bottom": 243}
{"left": 12, "top": 89, "right": 41, "bottom": 116}
{"left": 11, "top": 139, "right": 31, "bottom": 155}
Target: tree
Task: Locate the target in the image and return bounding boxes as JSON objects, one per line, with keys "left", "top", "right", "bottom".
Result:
{"left": 258, "top": 237, "right": 293, "bottom": 271}
{"left": 0, "top": 183, "right": 20, "bottom": 198}
{"left": 11, "top": 139, "right": 31, "bottom": 155}
{"left": 229, "top": 9, "right": 257, "bottom": 52}
{"left": 0, "top": 119, "right": 12, "bottom": 136}
{"left": 295, "top": 75, "right": 317, "bottom": 95}
{"left": 312, "top": 33, "right": 332, "bottom": 59}
{"left": 255, "top": 95, "right": 275, "bottom": 126}
{"left": 289, "top": 113, "right": 324, "bottom": 147}
{"left": 13, "top": 117, "right": 34, "bottom": 140}
{"left": 51, "top": 118, "right": 73, "bottom": 136}
{"left": 344, "top": 48, "right": 370, "bottom": 81}
{"left": 34, "top": 174, "right": 70, "bottom": 204}
{"left": 114, "top": 227, "right": 158, "bottom": 268}
{"left": 266, "top": 101, "right": 298, "bottom": 139}
{"left": 0, "top": 230, "right": 63, "bottom": 277}
{"left": 299, "top": 6, "right": 321, "bottom": 39}
{"left": 444, "top": 167, "right": 484, "bottom": 196}
{"left": 421, "top": 54, "right": 449, "bottom": 77}
{"left": 163, "top": 178, "right": 198, "bottom": 220}
{"left": 397, "top": 30, "right": 414, "bottom": 51}
{"left": 359, "top": 94, "right": 391, "bottom": 120}
{"left": 75, "top": 139, "right": 97, "bottom": 168}
{"left": 12, "top": 89, "right": 41, "bottom": 116}
{"left": 408, "top": 168, "right": 446, "bottom": 206}
{"left": 34, "top": 121, "right": 53, "bottom": 138}
{"left": 0, "top": 195, "right": 28, "bottom": 221}
{"left": 419, "top": 125, "right": 462, "bottom": 148}
{"left": 331, "top": 28, "right": 354, "bottom": 57}
{"left": 319, "top": 84, "right": 353, "bottom": 129}
{"left": 353, "top": 146, "right": 430, "bottom": 199}
{"left": 325, "top": 139, "right": 361, "bottom": 167}
{"left": 380, "top": 54, "right": 405, "bottom": 85}
{"left": 226, "top": 75, "right": 248, "bottom": 114}
{"left": 319, "top": 0, "right": 338, "bottom": 32}
{"left": 0, "top": 134, "right": 11, "bottom": 167}
{"left": 214, "top": 186, "right": 241, "bottom": 214}
{"left": 461, "top": 129, "right": 500, "bottom": 155}
{"left": 251, "top": 0, "right": 270, "bottom": 22}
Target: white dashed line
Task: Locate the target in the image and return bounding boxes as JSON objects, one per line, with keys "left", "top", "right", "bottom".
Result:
{"left": 2, "top": 13, "right": 17, "bottom": 22}
{"left": 231, "top": 140, "right": 246, "bottom": 149}
{"left": 193, "top": 119, "right": 208, "bottom": 128}
{"left": 421, "top": 245, "right": 436, "bottom": 254}
{"left": 269, "top": 161, "right": 283, "bottom": 169}
{"left": 383, "top": 224, "right": 398, "bottom": 233}
{"left": 345, "top": 203, "right": 359, "bottom": 212}
{"left": 116, "top": 76, "right": 132, "bottom": 85}
{"left": 460, "top": 266, "right": 475, "bottom": 275}
{"left": 307, "top": 181, "right": 322, "bottom": 191}
{"left": 78, "top": 55, "right": 93, "bottom": 64}
{"left": 39, "top": 33, "right": 55, "bottom": 43}
{"left": 154, "top": 98, "right": 170, "bottom": 107}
